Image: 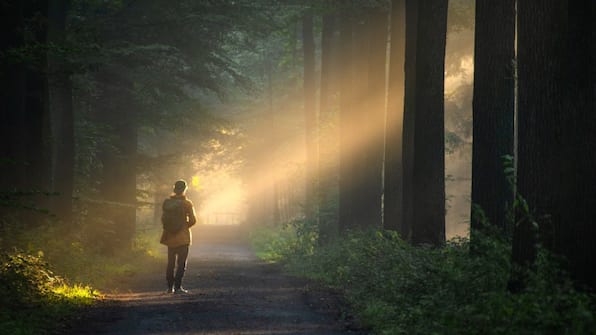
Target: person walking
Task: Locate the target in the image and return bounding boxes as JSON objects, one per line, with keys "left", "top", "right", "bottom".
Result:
{"left": 160, "top": 179, "right": 197, "bottom": 294}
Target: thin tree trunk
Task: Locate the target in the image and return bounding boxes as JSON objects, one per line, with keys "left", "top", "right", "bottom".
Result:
{"left": 303, "top": 12, "right": 318, "bottom": 226}
{"left": 338, "top": 8, "right": 355, "bottom": 232}
{"left": 318, "top": 11, "right": 338, "bottom": 244}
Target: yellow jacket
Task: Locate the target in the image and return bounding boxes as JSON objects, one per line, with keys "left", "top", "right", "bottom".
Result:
{"left": 160, "top": 195, "right": 197, "bottom": 248}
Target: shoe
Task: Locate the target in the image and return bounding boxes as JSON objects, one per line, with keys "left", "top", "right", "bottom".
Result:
{"left": 166, "top": 287, "right": 175, "bottom": 294}
{"left": 174, "top": 287, "right": 189, "bottom": 294}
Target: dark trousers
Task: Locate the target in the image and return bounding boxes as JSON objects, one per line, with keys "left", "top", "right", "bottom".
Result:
{"left": 166, "top": 244, "right": 189, "bottom": 289}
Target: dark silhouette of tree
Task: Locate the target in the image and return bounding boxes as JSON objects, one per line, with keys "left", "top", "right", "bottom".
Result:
{"left": 48, "top": 0, "right": 75, "bottom": 224}
{"left": 384, "top": 0, "right": 406, "bottom": 234}
{"left": 515, "top": 0, "right": 596, "bottom": 291}
{"left": 558, "top": 0, "right": 596, "bottom": 291}
{"left": 470, "top": 0, "right": 515, "bottom": 234}
{"left": 0, "top": 0, "right": 50, "bottom": 197}
{"left": 406, "top": 0, "right": 448, "bottom": 246}
{"left": 401, "top": 0, "right": 418, "bottom": 241}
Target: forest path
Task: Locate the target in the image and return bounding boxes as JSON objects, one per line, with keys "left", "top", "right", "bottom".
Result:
{"left": 67, "top": 225, "right": 363, "bottom": 335}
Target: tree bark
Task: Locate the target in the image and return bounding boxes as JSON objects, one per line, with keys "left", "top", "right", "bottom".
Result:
{"left": 470, "top": 0, "right": 516, "bottom": 234}
{"left": 318, "top": 11, "right": 338, "bottom": 244}
{"left": 559, "top": 0, "right": 596, "bottom": 291}
{"left": 0, "top": 1, "right": 27, "bottom": 192}
{"left": 384, "top": 0, "right": 406, "bottom": 234}
{"left": 516, "top": 0, "right": 596, "bottom": 291}
{"left": 359, "top": 7, "right": 388, "bottom": 229}
{"left": 401, "top": 0, "right": 418, "bottom": 241}
{"left": 338, "top": 8, "right": 355, "bottom": 231}
{"left": 302, "top": 11, "right": 318, "bottom": 227}
{"left": 410, "top": 0, "right": 448, "bottom": 246}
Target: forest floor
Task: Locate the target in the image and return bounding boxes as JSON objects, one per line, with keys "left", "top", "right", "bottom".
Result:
{"left": 66, "top": 225, "right": 365, "bottom": 335}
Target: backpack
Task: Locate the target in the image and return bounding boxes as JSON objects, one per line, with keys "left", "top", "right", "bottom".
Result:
{"left": 162, "top": 198, "right": 187, "bottom": 233}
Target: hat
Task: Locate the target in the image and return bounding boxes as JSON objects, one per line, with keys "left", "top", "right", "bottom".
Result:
{"left": 173, "top": 180, "right": 187, "bottom": 194}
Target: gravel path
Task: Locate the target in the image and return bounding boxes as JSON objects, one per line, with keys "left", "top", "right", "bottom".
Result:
{"left": 67, "top": 225, "right": 365, "bottom": 335}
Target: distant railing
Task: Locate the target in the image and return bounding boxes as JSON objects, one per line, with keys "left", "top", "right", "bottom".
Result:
{"left": 200, "top": 212, "right": 242, "bottom": 225}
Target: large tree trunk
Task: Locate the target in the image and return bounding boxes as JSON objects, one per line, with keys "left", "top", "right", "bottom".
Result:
{"left": 48, "top": 0, "right": 75, "bottom": 224}
{"left": 513, "top": 0, "right": 567, "bottom": 287}
{"left": 515, "top": 0, "right": 596, "bottom": 291}
{"left": 0, "top": 1, "right": 27, "bottom": 192}
{"left": 401, "top": 0, "right": 418, "bottom": 241}
{"left": 409, "top": 0, "right": 448, "bottom": 246}
{"left": 384, "top": 0, "right": 406, "bottom": 233}
{"left": 559, "top": 0, "right": 596, "bottom": 291}
{"left": 0, "top": 1, "right": 51, "bottom": 218}
{"left": 302, "top": 11, "right": 318, "bottom": 228}
{"left": 470, "top": 0, "right": 516, "bottom": 234}
{"left": 554, "top": 0, "right": 596, "bottom": 291}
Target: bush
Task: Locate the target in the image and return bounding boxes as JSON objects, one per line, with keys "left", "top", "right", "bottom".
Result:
{"left": 0, "top": 251, "right": 98, "bottom": 335}
{"left": 252, "top": 227, "right": 596, "bottom": 334}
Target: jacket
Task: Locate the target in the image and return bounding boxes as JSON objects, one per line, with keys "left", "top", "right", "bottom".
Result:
{"left": 160, "top": 194, "right": 197, "bottom": 248}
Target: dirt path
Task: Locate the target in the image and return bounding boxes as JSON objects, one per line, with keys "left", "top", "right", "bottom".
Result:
{"left": 68, "top": 225, "right": 364, "bottom": 335}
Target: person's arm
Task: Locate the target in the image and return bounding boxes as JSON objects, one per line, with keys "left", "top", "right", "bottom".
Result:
{"left": 186, "top": 201, "right": 197, "bottom": 227}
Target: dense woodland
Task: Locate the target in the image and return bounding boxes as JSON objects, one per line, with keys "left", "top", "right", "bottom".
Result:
{"left": 1, "top": 0, "right": 596, "bottom": 334}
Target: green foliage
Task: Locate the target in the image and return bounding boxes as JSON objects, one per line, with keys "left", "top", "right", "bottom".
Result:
{"left": 252, "top": 227, "right": 595, "bottom": 334}
{"left": 0, "top": 251, "right": 97, "bottom": 335}
{"left": 249, "top": 218, "right": 318, "bottom": 262}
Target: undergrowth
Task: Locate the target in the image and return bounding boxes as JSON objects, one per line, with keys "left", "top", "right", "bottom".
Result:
{"left": 251, "top": 226, "right": 596, "bottom": 334}
{"left": 0, "top": 221, "right": 164, "bottom": 334}
{"left": 0, "top": 252, "right": 98, "bottom": 335}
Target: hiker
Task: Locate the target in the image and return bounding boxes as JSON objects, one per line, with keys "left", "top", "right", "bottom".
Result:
{"left": 160, "top": 179, "right": 197, "bottom": 294}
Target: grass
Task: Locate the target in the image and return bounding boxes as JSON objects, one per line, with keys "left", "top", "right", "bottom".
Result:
{"left": 251, "top": 225, "right": 596, "bottom": 334}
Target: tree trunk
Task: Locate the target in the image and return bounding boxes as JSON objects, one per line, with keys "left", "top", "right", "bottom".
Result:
{"left": 348, "top": 12, "right": 371, "bottom": 229}
{"left": 410, "top": 0, "right": 448, "bottom": 246}
{"left": 95, "top": 71, "right": 138, "bottom": 249}
{"left": 0, "top": 1, "right": 27, "bottom": 192}
{"left": 338, "top": 8, "right": 355, "bottom": 231}
{"left": 514, "top": 0, "right": 567, "bottom": 287}
{"left": 302, "top": 11, "right": 318, "bottom": 227}
{"left": 559, "top": 0, "right": 596, "bottom": 291}
{"left": 48, "top": 0, "right": 75, "bottom": 224}
{"left": 318, "top": 12, "right": 338, "bottom": 244}
{"left": 384, "top": 0, "right": 406, "bottom": 234}
{"left": 516, "top": 0, "right": 596, "bottom": 291}
{"left": 359, "top": 7, "right": 388, "bottom": 229}
{"left": 401, "top": 0, "right": 418, "bottom": 241}
{"left": 470, "top": 0, "right": 516, "bottom": 235}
